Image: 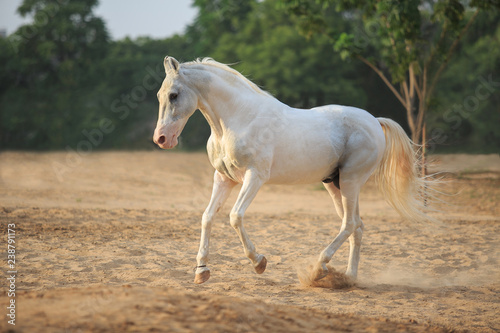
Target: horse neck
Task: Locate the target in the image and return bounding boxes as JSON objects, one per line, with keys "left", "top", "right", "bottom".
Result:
{"left": 187, "top": 65, "right": 275, "bottom": 137}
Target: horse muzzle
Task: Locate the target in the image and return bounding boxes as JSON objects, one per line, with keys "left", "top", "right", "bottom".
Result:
{"left": 153, "top": 123, "right": 180, "bottom": 149}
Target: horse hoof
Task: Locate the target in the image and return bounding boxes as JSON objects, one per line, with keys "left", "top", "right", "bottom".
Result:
{"left": 194, "top": 270, "right": 210, "bottom": 284}
{"left": 254, "top": 256, "right": 267, "bottom": 274}
{"left": 313, "top": 263, "right": 328, "bottom": 281}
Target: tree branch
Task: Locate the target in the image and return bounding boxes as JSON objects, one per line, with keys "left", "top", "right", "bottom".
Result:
{"left": 415, "top": 93, "right": 427, "bottom": 143}
{"left": 409, "top": 63, "right": 416, "bottom": 100}
{"left": 356, "top": 55, "right": 407, "bottom": 108}
{"left": 422, "top": 65, "right": 427, "bottom": 101}
{"left": 413, "top": 76, "right": 422, "bottom": 102}
{"left": 402, "top": 79, "right": 418, "bottom": 134}
{"left": 403, "top": 79, "right": 410, "bottom": 105}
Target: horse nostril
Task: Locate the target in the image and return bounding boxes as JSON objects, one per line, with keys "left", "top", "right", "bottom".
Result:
{"left": 158, "top": 135, "right": 166, "bottom": 145}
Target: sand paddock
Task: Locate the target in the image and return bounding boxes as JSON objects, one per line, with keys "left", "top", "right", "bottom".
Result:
{"left": 0, "top": 151, "right": 499, "bottom": 332}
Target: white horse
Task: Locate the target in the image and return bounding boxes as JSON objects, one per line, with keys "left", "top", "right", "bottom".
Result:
{"left": 153, "top": 56, "right": 431, "bottom": 285}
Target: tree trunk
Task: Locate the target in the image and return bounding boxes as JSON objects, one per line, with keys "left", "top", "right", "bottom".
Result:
{"left": 404, "top": 80, "right": 423, "bottom": 144}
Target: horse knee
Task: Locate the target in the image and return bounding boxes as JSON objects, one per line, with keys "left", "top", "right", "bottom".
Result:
{"left": 202, "top": 212, "right": 214, "bottom": 228}
{"left": 345, "top": 216, "right": 365, "bottom": 232}
{"left": 358, "top": 219, "right": 365, "bottom": 231}
{"left": 342, "top": 219, "right": 358, "bottom": 234}
{"left": 229, "top": 211, "right": 243, "bottom": 229}
{"left": 352, "top": 227, "right": 363, "bottom": 243}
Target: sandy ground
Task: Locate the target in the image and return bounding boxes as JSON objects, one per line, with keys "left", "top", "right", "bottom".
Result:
{"left": 0, "top": 151, "right": 499, "bottom": 332}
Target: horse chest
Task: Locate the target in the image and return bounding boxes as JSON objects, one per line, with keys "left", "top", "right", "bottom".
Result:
{"left": 207, "top": 136, "right": 251, "bottom": 183}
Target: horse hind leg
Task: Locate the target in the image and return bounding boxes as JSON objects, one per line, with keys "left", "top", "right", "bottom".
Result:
{"left": 345, "top": 201, "right": 364, "bottom": 279}
{"left": 323, "top": 181, "right": 364, "bottom": 279}
{"left": 312, "top": 181, "right": 362, "bottom": 282}
{"left": 323, "top": 181, "right": 344, "bottom": 221}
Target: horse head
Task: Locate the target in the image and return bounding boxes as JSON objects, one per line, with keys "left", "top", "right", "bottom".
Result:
{"left": 153, "top": 56, "right": 198, "bottom": 149}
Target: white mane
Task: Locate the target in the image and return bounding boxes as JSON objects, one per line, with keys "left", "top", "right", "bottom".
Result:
{"left": 184, "top": 58, "right": 272, "bottom": 97}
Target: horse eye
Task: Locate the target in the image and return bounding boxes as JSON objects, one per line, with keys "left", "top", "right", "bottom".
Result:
{"left": 169, "top": 93, "right": 178, "bottom": 102}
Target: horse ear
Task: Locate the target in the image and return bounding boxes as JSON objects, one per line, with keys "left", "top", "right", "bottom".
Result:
{"left": 164, "top": 56, "right": 179, "bottom": 74}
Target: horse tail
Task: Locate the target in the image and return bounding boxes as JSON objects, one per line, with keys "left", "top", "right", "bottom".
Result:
{"left": 374, "top": 118, "right": 434, "bottom": 223}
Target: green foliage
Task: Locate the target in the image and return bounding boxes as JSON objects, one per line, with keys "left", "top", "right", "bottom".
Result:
{"left": 0, "top": 0, "right": 498, "bottom": 152}
{"left": 287, "top": 0, "right": 421, "bottom": 83}
{"left": 186, "top": 0, "right": 257, "bottom": 55}
{"left": 1, "top": 0, "right": 110, "bottom": 149}
{"left": 212, "top": 0, "right": 365, "bottom": 108}
{"left": 282, "top": 0, "right": 500, "bottom": 148}
{"left": 428, "top": 12, "right": 500, "bottom": 152}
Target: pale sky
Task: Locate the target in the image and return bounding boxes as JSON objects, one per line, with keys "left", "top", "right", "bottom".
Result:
{"left": 0, "top": 0, "right": 198, "bottom": 40}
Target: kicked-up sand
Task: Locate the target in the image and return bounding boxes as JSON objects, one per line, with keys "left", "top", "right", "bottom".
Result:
{"left": 0, "top": 151, "right": 499, "bottom": 332}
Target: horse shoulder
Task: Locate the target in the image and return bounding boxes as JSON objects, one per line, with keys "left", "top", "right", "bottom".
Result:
{"left": 206, "top": 133, "right": 253, "bottom": 183}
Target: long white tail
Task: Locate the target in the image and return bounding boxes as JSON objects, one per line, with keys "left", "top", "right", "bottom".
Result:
{"left": 374, "top": 118, "right": 434, "bottom": 223}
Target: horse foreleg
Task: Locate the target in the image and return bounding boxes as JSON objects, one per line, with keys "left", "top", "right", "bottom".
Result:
{"left": 230, "top": 169, "right": 267, "bottom": 274}
{"left": 194, "top": 171, "right": 236, "bottom": 284}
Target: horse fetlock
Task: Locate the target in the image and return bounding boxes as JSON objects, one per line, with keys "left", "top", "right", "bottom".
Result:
{"left": 194, "top": 267, "right": 210, "bottom": 284}
{"left": 253, "top": 255, "right": 267, "bottom": 274}
{"left": 313, "top": 262, "right": 329, "bottom": 281}
{"left": 345, "top": 268, "right": 358, "bottom": 280}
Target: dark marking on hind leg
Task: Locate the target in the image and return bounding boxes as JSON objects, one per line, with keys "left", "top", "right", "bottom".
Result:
{"left": 322, "top": 167, "right": 340, "bottom": 190}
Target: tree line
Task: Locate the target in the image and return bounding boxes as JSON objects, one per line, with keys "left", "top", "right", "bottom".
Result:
{"left": 1, "top": 0, "right": 498, "bottom": 152}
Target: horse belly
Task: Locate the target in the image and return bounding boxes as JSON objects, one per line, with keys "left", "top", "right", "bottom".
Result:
{"left": 267, "top": 128, "right": 342, "bottom": 185}
{"left": 264, "top": 106, "right": 360, "bottom": 185}
{"left": 268, "top": 166, "right": 335, "bottom": 184}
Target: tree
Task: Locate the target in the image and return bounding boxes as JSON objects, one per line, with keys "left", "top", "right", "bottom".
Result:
{"left": 283, "top": 0, "right": 500, "bottom": 144}
{"left": 15, "top": 0, "right": 109, "bottom": 86}
{"left": 0, "top": 0, "right": 110, "bottom": 149}
{"left": 186, "top": 0, "right": 257, "bottom": 55}
{"left": 212, "top": 0, "right": 366, "bottom": 109}
{"left": 428, "top": 12, "right": 500, "bottom": 152}
{"left": 1, "top": 0, "right": 496, "bottom": 152}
